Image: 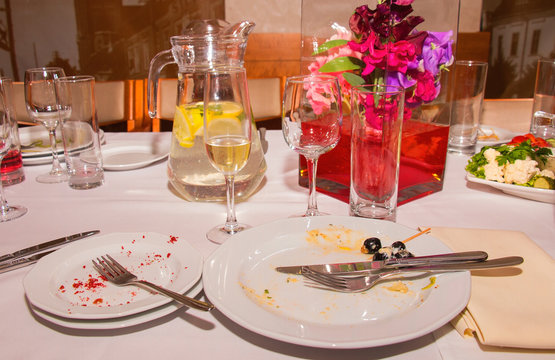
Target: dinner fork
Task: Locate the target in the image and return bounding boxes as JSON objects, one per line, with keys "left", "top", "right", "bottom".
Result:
{"left": 92, "top": 254, "right": 214, "bottom": 311}
{"left": 302, "top": 256, "right": 524, "bottom": 293}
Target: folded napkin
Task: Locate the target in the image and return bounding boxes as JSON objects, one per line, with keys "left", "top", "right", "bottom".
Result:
{"left": 423, "top": 227, "right": 555, "bottom": 349}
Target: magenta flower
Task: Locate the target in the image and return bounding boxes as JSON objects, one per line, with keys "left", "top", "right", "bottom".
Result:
{"left": 363, "top": 94, "right": 401, "bottom": 131}
{"left": 349, "top": 32, "right": 387, "bottom": 75}
{"left": 406, "top": 70, "right": 438, "bottom": 105}
{"left": 386, "top": 40, "right": 416, "bottom": 73}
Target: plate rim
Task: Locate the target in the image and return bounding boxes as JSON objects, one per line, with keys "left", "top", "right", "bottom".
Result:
{"left": 202, "top": 216, "right": 471, "bottom": 349}
{"left": 101, "top": 140, "right": 169, "bottom": 171}
{"left": 23, "top": 232, "right": 203, "bottom": 320}
{"left": 466, "top": 173, "right": 555, "bottom": 203}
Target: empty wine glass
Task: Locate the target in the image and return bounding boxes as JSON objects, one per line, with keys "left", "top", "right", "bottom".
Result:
{"left": 282, "top": 75, "right": 342, "bottom": 216}
{"left": 0, "top": 78, "right": 27, "bottom": 222}
{"left": 24, "top": 67, "right": 68, "bottom": 183}
{"left": 203, "top": 68, "right": 253, "bottom": 243}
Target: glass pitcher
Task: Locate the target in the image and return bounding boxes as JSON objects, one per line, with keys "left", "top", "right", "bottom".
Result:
{"left": 148, "top": 19, "right": 266, "bottom": 202}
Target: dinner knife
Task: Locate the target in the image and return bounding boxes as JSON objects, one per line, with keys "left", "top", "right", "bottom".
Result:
{"left": 275, "top": 250, "right": 488, "bottom": 275}
{"left": 0, "top": 230, "right": 100, "bottom": 264}
{"left": 0, "top": 249, "right": 56, "bottom": 274}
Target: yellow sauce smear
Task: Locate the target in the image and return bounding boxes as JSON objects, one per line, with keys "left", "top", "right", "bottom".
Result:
{"left": 384, "top": 281, "right": 409, "bottom": 293}
{"left": 239, "top": 282, "right": 278, "bottom": 308}
{"left": 305, "top": 225, "right": 367, "bottom": 253}
{"left": 421, "top": 276, "right": 436, "bottom": 290}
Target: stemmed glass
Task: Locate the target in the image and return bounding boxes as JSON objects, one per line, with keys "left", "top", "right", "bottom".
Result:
{"left": 282, "top": 75, "right": 342, "bottom": 216}
{"left": 203, "top": 68, "right": 253, "bottom": 244}
{"left": 0, "top": 78, "right": 27, "bottom": 221}
{"left": 24, "top": 67, "right": 68, "bottom": 183}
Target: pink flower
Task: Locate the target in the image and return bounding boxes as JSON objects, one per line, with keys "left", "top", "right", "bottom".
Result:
{"left": 386, "top": 40, "right": 416, "bottom": 73}
{"left": 349, "top": 32, "right": 387, "bottom": 75}
{"left": 406, "top": 70, "right": 437, "bottom": 105}
{"left": 393, "top": 0, "right": 414, "bottom": 5}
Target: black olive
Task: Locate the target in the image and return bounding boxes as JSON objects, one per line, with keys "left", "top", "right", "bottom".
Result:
{"left": 372, "top": 251, "right": 389, "bottom": 261}
{"left": 394, "top": 249, "right": 414, "bottom": 259}
{"left": 391, "top": 241, "right": 406, "bottom": 253}
{"left": 361, "top": 237, "right": 382, "bottom": 254}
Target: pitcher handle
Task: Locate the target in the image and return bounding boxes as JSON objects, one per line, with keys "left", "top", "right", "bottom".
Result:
{"left": 147, "top": 49, "right": 175, "bottom": 118}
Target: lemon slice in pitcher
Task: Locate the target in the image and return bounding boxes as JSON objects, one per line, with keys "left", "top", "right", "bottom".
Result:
{"left": 205, "top": 101, "right": 244, "bottom": 136}
{"left": 209, "top": 101, "right": 243, "bottom": 119}
{"left": 173, "top": 103, "right": 204, "bottom": 148}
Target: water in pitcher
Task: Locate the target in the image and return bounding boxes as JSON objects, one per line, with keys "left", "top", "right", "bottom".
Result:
{"left": 167, "top": 123, "right": 265, "bottom": 201}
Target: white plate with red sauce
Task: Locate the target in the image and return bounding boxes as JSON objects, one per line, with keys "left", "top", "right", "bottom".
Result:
{"left": 203, "top": 216, "right": 471, "bottom": 349}
{"left": 23, "top": 232, "right": 203, "bottom": 320}
{"left": 29, "top": 279, "right": 203, "bottom": 330}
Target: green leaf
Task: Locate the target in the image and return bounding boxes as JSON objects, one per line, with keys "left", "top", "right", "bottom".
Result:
{"left": 342, "top": 72, "right": 365, "bottom": 87}
{"left": 318, "top": 56, "right": 363, "bottom": 73}
{"left": 312, "top": 39, "right": 349, "bottom": 55}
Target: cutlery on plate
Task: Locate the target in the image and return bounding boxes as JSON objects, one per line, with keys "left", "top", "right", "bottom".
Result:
{"left": 302, "top": 256, "right": 524, "bottom": 293}
{"left": 275, "top": 250, "right": 489, "bottom": 275}
{"left": 92, "top": 254, "right": 214, "bottom": 311}
{"left": 0, "top": 230, "right": 100, "bottom": 264}
{"left": 0, "top": 250, "right": 56, "bottom": 274}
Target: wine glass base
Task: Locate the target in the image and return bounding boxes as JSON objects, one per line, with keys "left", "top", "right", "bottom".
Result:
{"left": 207, "top": 223, "right": 251, "bottom": 244}
{"left": 289, "top": 210, "right": 329, "bottom": 218}
{"left": 36, "top": 172, "right": 68, "bottom": 184}
{"left": 0, "top": 205, "right": 28, "bottom": 222}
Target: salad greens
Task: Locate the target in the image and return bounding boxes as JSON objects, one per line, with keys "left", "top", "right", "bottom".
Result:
{"left": 466, "top": 140, "right": 553, "bottom": 179}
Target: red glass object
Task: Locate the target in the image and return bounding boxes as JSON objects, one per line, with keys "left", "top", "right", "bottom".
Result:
{"left": 1, "top": 148, "right": 24, "bottom": 185}
{"left": 299, "top": 112, "right": 450, "bottom": 205}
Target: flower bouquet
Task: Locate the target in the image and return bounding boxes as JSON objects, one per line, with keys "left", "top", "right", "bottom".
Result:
{"left": 299, "top": 0, "right": 459, "bottom": 204}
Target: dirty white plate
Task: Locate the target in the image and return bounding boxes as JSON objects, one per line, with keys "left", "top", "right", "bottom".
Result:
{"left": 24, "top": 232, "right": 203, "bottom": 320}
{"left": 101, "top": 140, "right": 169, "bottom": 171}
{"left": 466, "top": 173, "right": 555, "bottom": 204}
{"left": 203, "top": 216, "right": 470, "bottom": 349}
{"left": 30, "top": 279, "right": 203, "bottom": 330}
{"left": 20, "top": 126, "right": 105, "bottom": 165}
{"left": 476, "top": 126, "right": 517, "bottom": 147}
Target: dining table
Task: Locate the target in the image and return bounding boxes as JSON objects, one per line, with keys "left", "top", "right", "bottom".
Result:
{"left": 1, "top": 129, "right": 554, "bottom": 360}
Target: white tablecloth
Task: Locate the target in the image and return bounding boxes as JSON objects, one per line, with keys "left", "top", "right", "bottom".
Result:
{"left": 1, "top": 130, "right": 553, "bottom": 359}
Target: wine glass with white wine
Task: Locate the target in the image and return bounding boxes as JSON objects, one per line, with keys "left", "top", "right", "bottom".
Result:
{"left": 24, "top": 67, "right": 68, "bottom": 183}
{"left": 203, "top": 68, "right": 253, "bottom": 244}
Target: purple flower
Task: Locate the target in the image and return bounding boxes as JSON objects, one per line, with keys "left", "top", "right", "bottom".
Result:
{"left": 421, "top": 31, "right": 454, "bottom": 76}
{"left": 386, "top": 71, "right": 417, "bottom": 89}
{"left": 393, "top": 0, "right": 414, "bottom": 5}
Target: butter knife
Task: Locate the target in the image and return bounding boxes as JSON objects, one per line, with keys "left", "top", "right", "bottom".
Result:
{"left": 0, "top": 230, "right": 100, "bottom": 264}
{"left": 0, "top": 250, "right": 56, "bottom": 274}
{"left": 275, "top": 250, "right": 488, "bottom": 275}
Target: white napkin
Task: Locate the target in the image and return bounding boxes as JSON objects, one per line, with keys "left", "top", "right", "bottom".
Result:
{"left": 424, "top": 227, "right": 555, "bottom": 349}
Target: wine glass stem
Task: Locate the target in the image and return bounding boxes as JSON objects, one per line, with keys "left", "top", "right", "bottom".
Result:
{"left": 48, "top": 128, "right": 64, "bottom": 174}
{"left": 223, "top": 174, "right": 239, "bottom": 233}
{"left": 0, "top": 156, "right": 8, "bottom": 216}
{"left": 305, "top": 156, "right": 320, "bottom": 216}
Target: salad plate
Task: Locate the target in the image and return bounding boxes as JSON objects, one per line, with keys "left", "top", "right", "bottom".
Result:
{"left": 29, "top": 279, "right": 203, "bottom": 330}
{"left": 203, "top": 216, "right": 470, "bottom": 349}
{"left": 101, "top": 140, "right": 170, "bottom": 171}
{"left": 466, "top": 173, "right": 555, "bottom": 204}
{"left": 476, "top": 126, "right": 517, "bottom": 147}
{"left": 24, "top": 232, "right": 203, "bottom": 320}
